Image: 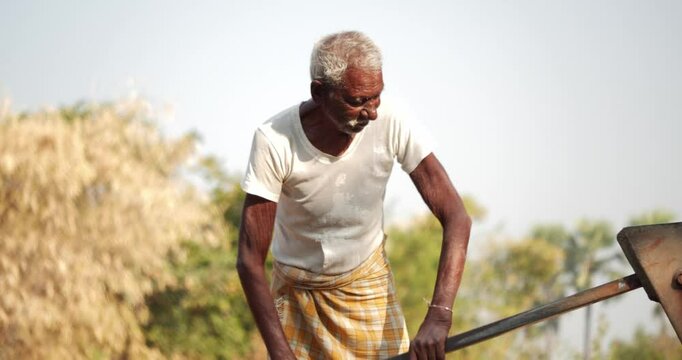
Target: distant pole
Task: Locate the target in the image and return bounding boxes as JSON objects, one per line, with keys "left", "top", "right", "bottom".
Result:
{"left": 583, "top": 305, "right": 592, "bottom": 360}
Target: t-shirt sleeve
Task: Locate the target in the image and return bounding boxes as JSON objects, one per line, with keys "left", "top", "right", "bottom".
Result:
{"left": 240, "top": 129, "right": 286, "bottom": 202}
{"left": 391, "top": 110, "right": 432, "bottom": 174}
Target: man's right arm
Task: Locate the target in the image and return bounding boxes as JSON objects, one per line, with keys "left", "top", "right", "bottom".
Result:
{"left": 236, "top": 193, "right": 295, "bottom": 359}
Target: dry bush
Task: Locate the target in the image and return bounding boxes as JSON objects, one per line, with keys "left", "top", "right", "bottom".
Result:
{"left": 0, "top": 99, "right": 225, "bottom": 359}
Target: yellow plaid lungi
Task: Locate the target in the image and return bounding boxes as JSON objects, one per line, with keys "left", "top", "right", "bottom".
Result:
{"left": 271, "top": 242, "right": 410, "bottom": 359}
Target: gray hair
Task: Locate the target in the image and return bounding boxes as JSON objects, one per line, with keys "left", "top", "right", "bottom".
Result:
{"left": 309, "top": 31, "right": 383, "bottom": 87}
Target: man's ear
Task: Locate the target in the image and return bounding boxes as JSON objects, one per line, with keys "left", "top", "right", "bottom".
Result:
{"left": 310, "top": 80, "right": 326, "bottom": 103}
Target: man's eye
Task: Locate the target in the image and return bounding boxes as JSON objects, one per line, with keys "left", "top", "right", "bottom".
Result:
{"left": 342, "top": 94, "right": 363, "bottom": 105}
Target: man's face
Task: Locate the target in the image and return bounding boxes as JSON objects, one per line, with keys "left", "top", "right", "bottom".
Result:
{"left": 322, "top": 67, "right": 384, "bottom": 135}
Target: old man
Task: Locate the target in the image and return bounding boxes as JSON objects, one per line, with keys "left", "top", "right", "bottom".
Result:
{"left": 237, "top": 31, "right": 471, "bottom": 359}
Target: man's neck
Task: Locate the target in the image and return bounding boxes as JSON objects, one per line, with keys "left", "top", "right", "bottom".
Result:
{"left": 299, "top": 99, "right": 354, "bottom": 157}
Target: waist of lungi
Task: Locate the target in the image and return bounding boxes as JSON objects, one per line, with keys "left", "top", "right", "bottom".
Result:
{"left": 273, "top": 241, "right": 389, "bottom": 291}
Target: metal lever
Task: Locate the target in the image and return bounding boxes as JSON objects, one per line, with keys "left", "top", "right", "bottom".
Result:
{"left": 389, "top": 274, "right": 642, "bottom": 359}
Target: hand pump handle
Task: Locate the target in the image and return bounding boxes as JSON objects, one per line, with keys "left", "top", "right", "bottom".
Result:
{"left": 389, "top": 274, "right": 642, "bottom": 359}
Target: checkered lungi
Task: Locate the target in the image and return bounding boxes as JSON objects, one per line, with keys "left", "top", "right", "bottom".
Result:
{"left": 271, "top": 242, "right": 410, "bottom": 359}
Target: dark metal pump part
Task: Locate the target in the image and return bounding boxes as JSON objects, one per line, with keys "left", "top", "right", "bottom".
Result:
{"left": 617, "top": 222, "right": 682, "bottom": 342}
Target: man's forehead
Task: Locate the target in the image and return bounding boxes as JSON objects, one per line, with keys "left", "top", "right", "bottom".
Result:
{"left": 341, "top": 67, "right": 384, "bottom": 94}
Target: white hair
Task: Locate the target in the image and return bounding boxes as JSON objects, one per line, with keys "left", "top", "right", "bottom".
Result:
{"left": 309, "top": 31, "right": 382, "bottom": 87}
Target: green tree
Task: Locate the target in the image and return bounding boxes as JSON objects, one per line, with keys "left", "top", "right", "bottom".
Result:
{"left": 628, "top": 209, "right": 676, "bottom": 227}
{"left": 144, "top": 233, "right": 255, "bottom": 359}
{"left": 143, "top": 166, "right": 261, "bottom": 359}
{"left": 608, "top": 327, "right": 682, "bottom": 360}
{"left": 476, "top": 235, "right": 565, "bottom": 359}
{"left": 531, "top": 220, "right": 623, "bottom": 360}
{"left": 388, "top": 214, "right": 449, "bottom": 336}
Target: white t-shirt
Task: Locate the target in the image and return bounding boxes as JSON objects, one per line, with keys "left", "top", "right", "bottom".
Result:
{"left": 241, "top": 102, "right": 431, "bottom": 274}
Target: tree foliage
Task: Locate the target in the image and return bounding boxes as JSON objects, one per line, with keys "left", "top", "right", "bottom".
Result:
{"left": 388, "top": 214, "right": 446, "bottom": 336}
{"left": 530, "top": 220, "right": 625, "bottom": 360}
{"left": 607, "top": 327, "right": 682, "bottom": 360}
{"left": 144, "top": 236, "right": 254, "bottom": 360}
{"left": 460, "top": 235, "right": 567, "bottom": 359}
{"left": 628, "top": 209, "right": 676, "bottom": 226}
{"left": 0, "top": 100, "right": 225, "bottom": 359}
{"left": 143, "top": 168, "right": 258, "bottom": 359}
{"left": 531, "top": 220, "right": 622, "bottom": 293}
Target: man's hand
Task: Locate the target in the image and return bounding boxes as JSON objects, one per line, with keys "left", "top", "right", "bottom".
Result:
{"left": 409, "top": 307, "right": 452, "bottom": 360}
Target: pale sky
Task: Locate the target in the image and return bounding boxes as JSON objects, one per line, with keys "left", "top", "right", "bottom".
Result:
{"left": 2, "top": 0, "right": 681, "bottom": 355}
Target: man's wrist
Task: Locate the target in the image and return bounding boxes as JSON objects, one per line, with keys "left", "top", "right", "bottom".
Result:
{"left": 425, "top": 305, "right": 453, "bottom": 323}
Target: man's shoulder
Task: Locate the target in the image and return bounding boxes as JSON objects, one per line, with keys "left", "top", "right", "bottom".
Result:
{"left": 254, "top": 104, "right": 299, "bottom": 144}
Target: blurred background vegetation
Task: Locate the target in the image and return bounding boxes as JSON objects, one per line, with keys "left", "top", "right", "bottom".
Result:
{"left": 0, "top": 99, "right": 679, "bottom": 359}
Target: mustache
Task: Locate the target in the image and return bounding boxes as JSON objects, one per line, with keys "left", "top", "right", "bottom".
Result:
{"left": 347, "top": 119, "right": 368, "bottom": 127}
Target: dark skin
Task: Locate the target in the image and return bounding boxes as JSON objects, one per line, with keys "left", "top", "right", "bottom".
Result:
{"left": 237, "top": 66, "right": 471, "bottom": 360}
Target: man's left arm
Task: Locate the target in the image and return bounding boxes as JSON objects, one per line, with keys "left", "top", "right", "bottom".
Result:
{"left": 408, "top": 153, "right": 472, "bottom": 360}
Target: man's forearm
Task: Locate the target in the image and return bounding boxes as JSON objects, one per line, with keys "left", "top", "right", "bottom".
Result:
{"left": 236, "top": 194, "right": 293, "bottom": 359}
{"left": 408, "top": 210, "right": 470, "bottom": 359}
{"left": 430, "top": 214, "right": 471, "bottom": 309}
{"left": 237, "top": 262, "right": 294, "bottom": 359}
{"left": 407, "top": 154, "right": 472, "bottom": 313}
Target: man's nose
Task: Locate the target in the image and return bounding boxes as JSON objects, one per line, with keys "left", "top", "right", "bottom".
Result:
{"left": 360, "top": 100, "right": 379, "bottom": 120}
